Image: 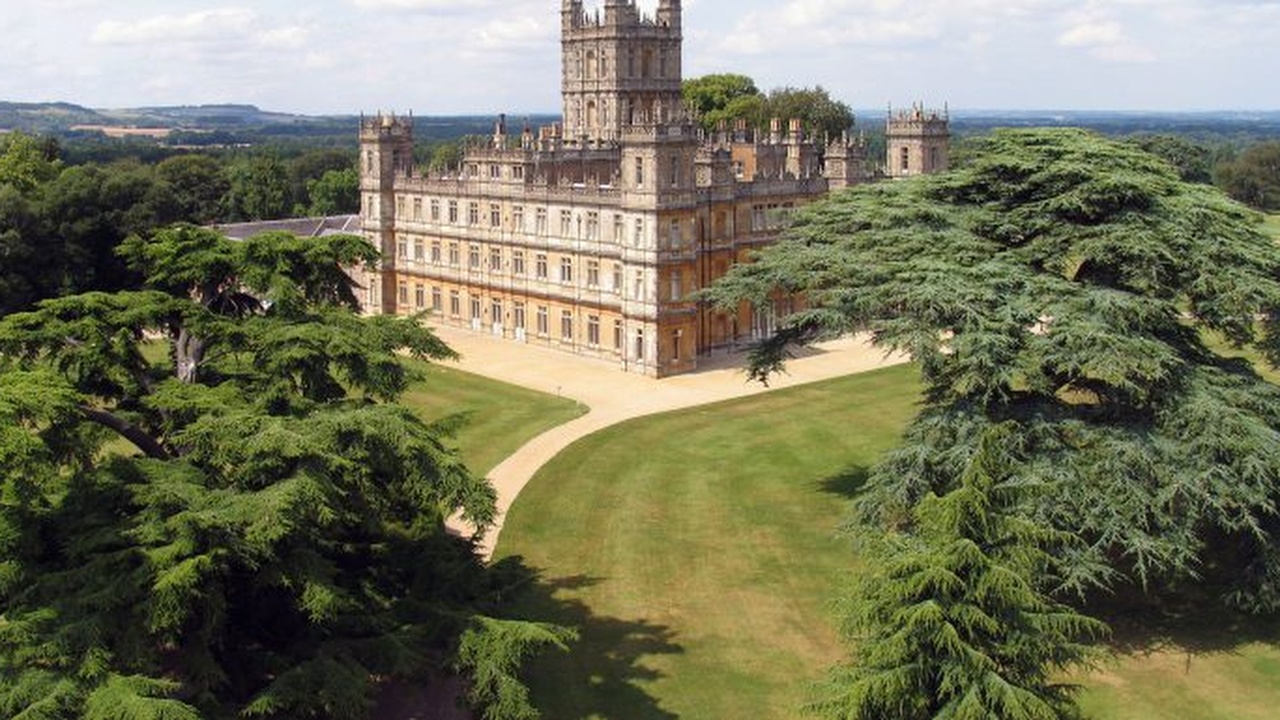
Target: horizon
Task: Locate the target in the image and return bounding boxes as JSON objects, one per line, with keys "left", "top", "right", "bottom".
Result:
{"left": 1, "top": 1, "right": 1277, "bottom": 117}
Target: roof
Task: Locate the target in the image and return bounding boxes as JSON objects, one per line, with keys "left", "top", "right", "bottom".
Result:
{"left": 212, "top": 215, "right": 361, "bottom": 241}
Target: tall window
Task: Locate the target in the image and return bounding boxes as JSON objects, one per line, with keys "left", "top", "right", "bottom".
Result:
{"left": 535, "top": 253, "right": 548, "bottom": 280}
{"left": 490, "top": 203, "right": 501, "bottom": 227}
{"left": 587, "top": 315, "right": 600, "bottom": 346}
{"left": 560, "top": 210, "right": 572, "bottom": 236}
{"left": 613, "top": 319, "right": 623, "bottom": 351}
{"left": 514, "top": 302, "right": 526, "bottom": 331}
{"left": 613, "top": 214, "right": 625, "bottom": 243}
{"left": 468, "top": 244, "right": 480, "bottom": 270}
{"left": 536, "top": 306, "right": 548, "bottom": 336}
{"left": 448, "top": 243, "right": 459, "bottom": 266}
{"left": 635, "top": 329, "right": 645, "bottom": 361}
{"left": 633, "top": 218, "right": 644, "bottom": 246}
{"left": 414, "top": 284, "right": 425, "bottom": 309}
{"left": 512, "top": 250, "right": 526, "bottom": 276}
{"left": 413, "top": 197, "right": 422, "bottom": 220}
{"left": 560, "top": 257, "right": 573, "bottom": 284}
{"left": 586, "top": 212, "right": 599, "bottom": 240}
{"left": 470, "top": 296, "right": 481, "bottom": 321}
{"left": 560, "top": 311, "right": 574, "bottom": 341}
{"left": 669, "top": 219, "right": 682, "bottom": 248}
{"left": 430, "top": 199, "right": 440, "bottom": 221}
{"left": 634, "top": 157, "right": 644, "bottom": 186}
{"left": 587, "top": 259, "right": 600, "bottom": 287}
{"left": 397, "top": 239, "right": 407, "bottom": 260}
{"left": 448, "top": 200, "right": 458, "bottom": 223}
{"left": 900, "top": 147, "right": 910, "bottom": 172}
{"left": 431, "top": 286, "right": 442, "bottom": 312}
{"left": 669, "top": 271, "right": 683, "bottom": 301}
{"left": 449, "top": 290, "right": 460, "bottom": 317}
{"left": 535, "top": 208, "right": 548, "bottom": 234}
{"left": 398, "top": 283, "right": 407, "bottom": 305}
{"left": 612, "top": 263, "right": 623, "bottom": 294}
{"left": 413, "top": 239, "right": 424, "bottom": 262}
{"left": 513, "top": 205, "right": 525, "bottom": 230}
{"left": 431, "top": 240, "right": 442, "bottom": 264}
{"left": 468, "top": 202, "right": 480, "bottom": 225}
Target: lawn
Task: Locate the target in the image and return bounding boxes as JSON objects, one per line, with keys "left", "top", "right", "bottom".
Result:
{"left": 496, "top": 362, "right": 1280, "bottom": 719}
{"left": 495, "top": 365, "right": 923, "bottom": 719}
{"left": 398, "top": 358, "right": 585, "bottom": 475}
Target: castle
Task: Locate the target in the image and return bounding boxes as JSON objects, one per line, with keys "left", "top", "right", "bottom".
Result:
{"left": 359, "top": 0, "right": 949, "bottom": 377}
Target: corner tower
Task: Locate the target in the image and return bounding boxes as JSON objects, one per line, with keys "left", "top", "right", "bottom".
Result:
{"left": 359, "top": 113, "right": 414, "bottom": 314}
{"left": 886, "top": 104, "right": 950, "bottom": 179}
{"left": 561, "top": 0, "right": 684, "bottom": 144}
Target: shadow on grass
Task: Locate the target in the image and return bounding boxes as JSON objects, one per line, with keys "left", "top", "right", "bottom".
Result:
{"left": 816, "top": 466, "right": 871, "bottom": 499}
{"left": 497, "top": 558, "right": 683, "bottom": 720}
{"left": 1085, "top": 584, "right": 1280, "bottom": 660}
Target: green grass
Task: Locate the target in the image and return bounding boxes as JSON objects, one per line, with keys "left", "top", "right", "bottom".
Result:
{"left": 1263, "top": 212, "right": 1280, "bottom": 241}
{"left": 497, "top": 362, "right": 1280, "bottom": 719}
{"left": 399, "top": 359, "right": 585, "bottom": 475}
{"left": 496, "top": 365, "right": 923, "bottom": 719}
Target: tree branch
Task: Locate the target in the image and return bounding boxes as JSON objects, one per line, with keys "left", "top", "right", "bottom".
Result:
{"left": 77, "top": 405, "right": 172, "bottom": 460}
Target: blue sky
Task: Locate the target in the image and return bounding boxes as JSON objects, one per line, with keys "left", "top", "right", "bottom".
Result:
{"left": 1, "top": 0, "right": 1278, "bottom": 115}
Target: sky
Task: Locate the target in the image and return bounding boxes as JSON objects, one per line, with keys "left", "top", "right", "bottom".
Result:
{"left": 1, "top": 0, "right": 1278, "bottom": 116}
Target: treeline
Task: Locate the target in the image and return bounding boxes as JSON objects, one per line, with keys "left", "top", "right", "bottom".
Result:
{"left": 0, "top": 132, "right": 360, "bottom": 315}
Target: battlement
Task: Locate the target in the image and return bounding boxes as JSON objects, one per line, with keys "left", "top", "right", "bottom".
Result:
{"left": 563, "top": 1, "right": 680, "bottom": 32}
{"left": 360, "top": 112, "right": 414, "bottom": 140}
{"left": 886, "top": 104, "right": 950, "bottom": 136}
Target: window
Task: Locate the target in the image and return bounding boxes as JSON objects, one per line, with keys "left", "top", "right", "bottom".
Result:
{"left": 467, "top": 164, "right": 479, "bottom": 178}
{"left": 513, "top": 205, "right": 525, "bottom": 230}
{"left": 536, "top": 306, "right": 548, "bottom": 336}
{"left": 449, "top": 291, "right": 460, "bottom": 317}
{"left": 489, "top": 164, "right": 501, "bottom": 179}
{"left": 414, "top": 284, "right": 425, "bottom": 309}
{"left": 469, "top": 244, "right": 480, "bottom": 270}
{"left": 669, "top": 218, "right": 682, "bottom": 247}
{"left": 396, "top": 196, "right": 405, "bottom": 216}
{"left": 613, "top": 319, "right": 623, "bottom": 351}
{"left": 514, "top": 302, "right": 526, "bottom": 330}
{"left": 448, "top": 200, "right": 458, "bottom": 223}
{"left": 633, "top": 218, "right": 644, "bottom": 246}
{"left": 586, "top": 211, "right": 599, "bottom": 240}
{"left": 413, "top": 239, "right": 424, "bottom": 262}
{"left": 587, "top": 315, "right": 600, "bottom": 346}
{"left": 398, "top": 283, "right": 408, "bottom": 306}
{"left": 560, "top": 310, "right": 574, "bottom": 341}
{"left": 560, "top": 210, "right": 572, "bottom": 236}
{"left": 635, "top": 329, "right": 645, "bottom": 361}
{"left": 535, "top": 208, "right": 548, "bottom": 234}
{"left": 613, "top": 214, "right": 624, "bottom": 243}
{"left": 431, "top": 286, "right": 442, "bottom": 312}
{"left": 430, "top": 199, "right": 440, "bottom": 221}
{"left": 633, "top": 269, "right": 645, "bottom": 300}
{"left": 431, "top": 240, "right": 442, "bottom": 264}
{"left": 634, "top": 157, "right": 644, "bottom": 186}
{"left": 470, "top": 296, "right": 481, "bottom": 321}
{"left": 669, "top": 271, "right": 683, "bottom": 301}
{"left": 672, "top": 329, "right": 681, "bottom": 360}
{"left": 397, "top": 239, "right": 407, "bottom": 260}
{"left": 468, "top": 202, "right": 479, "bottom": 225}
{"left": 365, "top": 151, "right": 374, "bottom": 172}
{"left": 560, "top": 257, "right": 573, "bottom": 284}
{"left": 448, "top": 243, "right": 459, "bottom": 266}
{"left": 536, "top": 253, "right": 548, "bottom": 279}
{"left": 489, "top": 247, "right": 502, "bottom": 271}
{"left": 512, "top": 165, "right": 524, "bottom": 180}
{"left": 900, "top": 147, "right": 910, "bottom": 172}
{"left": 587, "top": 259, "right": 600, "bottom": 287}
{"left": 513, "top": 250, "right": 526, "bottom": 275}
{"left": 491, "top": 300, "right": 503, "bottom": 325}
{"left": 413, "top": 198, "right": 422, "bottom": 220}
{"left": 489, "top": 203, "right": 501, "bottom": 227}
{"left": 612, "top": 263, "right": 623, "bottom": 294}
{"left": 670, "top": 156, "right": 680, "bottom": 187}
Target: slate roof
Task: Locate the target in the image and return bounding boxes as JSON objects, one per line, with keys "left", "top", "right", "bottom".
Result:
{"left": 212, "top": 215, "right": 361, "bottom": 241}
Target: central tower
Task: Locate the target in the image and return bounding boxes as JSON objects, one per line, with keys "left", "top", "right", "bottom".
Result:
{"left": 561, "top": 0, "right": 684, "bottom": 145}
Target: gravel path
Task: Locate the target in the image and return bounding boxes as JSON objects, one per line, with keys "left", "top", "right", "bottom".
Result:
{"left": 432, "top": 326, "right": 911, "bottom": 557}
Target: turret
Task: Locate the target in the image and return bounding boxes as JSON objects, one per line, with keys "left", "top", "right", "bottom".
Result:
{"left": 657, "top": 0, "right": 681, "bottom": 29}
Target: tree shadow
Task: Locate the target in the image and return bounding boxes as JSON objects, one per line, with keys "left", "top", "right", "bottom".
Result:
{"left": 1084, "top": 583, "right": 1280, "bottom": 660}
{"left": 815, "top": 466, "right": 871, "bottom": 499}
{"left": 497, "top": 558, "right": 683, "bottom": 720}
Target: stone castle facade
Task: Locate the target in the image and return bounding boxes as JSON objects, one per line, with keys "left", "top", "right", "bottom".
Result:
{"left": 359, "top": 0, "right": 948, "bottom": 377}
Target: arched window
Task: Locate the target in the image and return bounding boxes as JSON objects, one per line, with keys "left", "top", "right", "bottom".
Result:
{"left": 586, "top": 50, "right": 596, "bottom": 80}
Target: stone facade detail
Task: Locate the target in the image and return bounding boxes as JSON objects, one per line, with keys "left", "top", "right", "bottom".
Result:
{"left": 359, "top": 0, "right": 947, "bottom": 377}
{"left": 886, "top": 104, "right": 951, "bottom": 178}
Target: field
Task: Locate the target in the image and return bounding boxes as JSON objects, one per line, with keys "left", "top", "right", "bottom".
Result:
{"left": 496, "top": 365, "right": 922, "bottom": 718}
{"left": 398, "top": 358, "right": 584, "bottom": 475}
{"left": 496, "top": 363, "right": 1280, "bottom": 719}
{"left": 1263, "top": 212, "right": 1280, "bottom": 241}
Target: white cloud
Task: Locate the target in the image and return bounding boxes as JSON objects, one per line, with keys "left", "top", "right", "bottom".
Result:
{"left": 256, "top": 26, "right": 310, "bottom": 50}
{"left": 470, "top": 15, "right": 554, "bottom": 52}
{"left": 351, "top": 0, "right": 499, "bottom": 11}
{"left": 1058, "top": 21, "right": 1123, "bottom": 48}
{"left": 92, "top": 8, "right": 257, "bottom": 45}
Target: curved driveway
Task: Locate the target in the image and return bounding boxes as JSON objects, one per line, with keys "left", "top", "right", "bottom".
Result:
{"left": 432, "top": 325, "right": 910, "bottom": 558}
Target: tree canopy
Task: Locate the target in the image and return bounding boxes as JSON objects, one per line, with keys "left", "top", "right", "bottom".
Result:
{"left": 709, "top": 126, "right": 1280, "bottom": 715}
{"left": 682, "top": 75, "right": 854, "bottom": 139}
{"left": 1216, "top": 140, "right": 1280, "bottom": 211}
{"left": 0, "top": 225, "right": 570, "bottom": 719}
